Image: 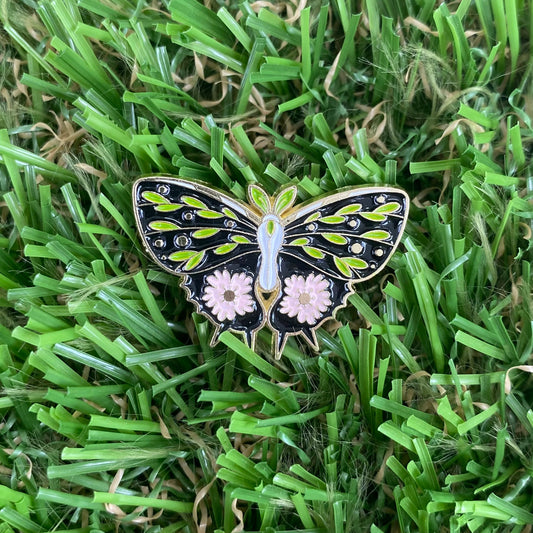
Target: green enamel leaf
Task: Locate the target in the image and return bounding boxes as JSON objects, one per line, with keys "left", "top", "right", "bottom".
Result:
{"left": 344, "top": 257, "right": 369, "bottom": 269}
{"left": 320, "top": 215, "right": 345, "bottom": 224}
{"left": 337, "top": 203, "right": 361, "bottom": 215}
{"left": 192, "top": 228, "right": 220, "bottom": 239}
{"left": 214, "top": 243, "right": 237, "bottom": 255}
{"left": 305, "top": 211, "right": 321, "bottom": 223}
{"left": 223, "top": 207, "right": 238, "bottom": 219}
{"left": 361, "top": 230, "right": 391, "bottom": 240}
{"left": 289, "top": 238, "right": 309, "bottom": 246}
{"left": 266, "top": 220, "right": 275, "bottom": 235}
{"left": 148, "top": 221, "right": 179, "bottom": 231}
{"left": 182, "top": 196, "right": 207, "bottom": 209}
{"left": 198, "top": 210, "right": 224, "bottom": 219}
{"left": 360, "top": 212, "right": 387, "bottom": 222}
{"left": 249, "top": 185, "right": 270, "bottom": 213}
{"left": 154, "top": 204, "right": 182, "bottom": 212}
{"left": 375, "top": 202, "right": 401, "bottom": 214}
{"left": 303, "top": 246, "right": 325, "bottom": 259}
{"left": 273, "top": 186, "right": 297, "bottom": 215}
{"left": 141, "top": 191, "right": 169, "bottom": 204}
{"left": 168, "top": 250, "right": 196, "bottom": 262}
{"left": 184, "top": 251, "right": 205, "bottom": 271}
{"left": 334, "top": 257, "right": 352, "bottom": 277}
{"left": 231, "top": 235, "right": 251, "bottom": 244}
{"left": 322, "top": 233, "right": 348, "bottom": 245}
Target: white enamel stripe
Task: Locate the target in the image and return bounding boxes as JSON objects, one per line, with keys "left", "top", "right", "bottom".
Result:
{"left": 257, "top": 214, "right": 284, "bottom": 291}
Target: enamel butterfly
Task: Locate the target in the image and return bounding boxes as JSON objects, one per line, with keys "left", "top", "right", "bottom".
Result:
{"left": 133, "top": 177, "right": 409, "bottom": 357}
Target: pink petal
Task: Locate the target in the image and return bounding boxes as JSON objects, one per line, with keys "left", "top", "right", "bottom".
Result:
{"left": 297, "top": 306, "right": 320, "bottom": 325}
{"left": 217, "top": 300, "right": 236, "bottom": 321}
{"left": 221, "top": 270, "right": 231, "bottom": 285}
{"left": 205, "top": 274, "right": 218, "bottom": 287}
{"left": 279, "top": 295, "right": 300, "bottom": 317}
{"left": 234, "top": 293, "right": 254, "bottom": 315}
{"left": 314, "top": 279, "right": 329, "bottom": 292}
{"left": 231, "top": 273, "right": 252, "bottom": 294}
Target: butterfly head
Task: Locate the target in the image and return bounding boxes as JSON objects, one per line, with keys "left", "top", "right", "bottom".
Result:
{"left": 248, "top": 184, "right": 298, "bottom": 217}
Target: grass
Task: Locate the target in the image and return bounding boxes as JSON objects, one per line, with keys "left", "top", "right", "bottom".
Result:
{"left": 0, "top": 0, "right": 532, "bottom": 531}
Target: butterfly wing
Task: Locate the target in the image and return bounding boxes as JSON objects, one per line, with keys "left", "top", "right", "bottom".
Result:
{"left": 269, "top": 187, "right": 409, "bottom": 354}
{"left": 133, "top": 177, "right": 265, "bottom": 348}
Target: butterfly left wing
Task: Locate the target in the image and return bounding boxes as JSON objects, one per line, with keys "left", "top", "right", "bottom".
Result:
{"left": 132, "top": 177, "right": 266, "bottom": 348}
{"left": 269, "top": 187, "right": 409, "bottom": 355}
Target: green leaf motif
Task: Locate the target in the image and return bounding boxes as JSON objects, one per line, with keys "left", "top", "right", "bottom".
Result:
{"left": 249, "top": 185, "right": 271, "bottom": 213}
{"left": 337, "top": 204, "right": 361, "bottom": 215}
{"left": 184, "top": 251, "right": 205, "bottom": 271}
{"left": 192, "top": 228, "right": 220, "bottom": 239}
{"left": 289, "top": 238, "right": 309, "bottom": 246}
{"left": 305, "top": 212, "right": 321, "bottom": 223}
{"left": 223, "top": 207, "right": 237, "bottom": 220}
{"left": 273, "top": 186, "right": 297, "bottom": 215}
{"left": 154, "top": 204, "right": 183, "bottom": 212}
{"left": 182, "top": 196, "right": 207, "bottom": 209}
{"left": 141, "top": 191, "right": 169, "bottom": 204}
{"left": 360, "top": 230, "right": 390, "bottom": 240}
{"left": 169, "top": 250, "right": 196, "bottom": 262}
{"left": 148, "top": 221, "right": 179, "bottom": 231}
{"left": 303, "top": 246, "right": 325, "bottom": 259}
{"left": 374, "top": 202, "right": 400, "bottom": 214}
{"left": 360, "top": 212, "right": 386, "bottom": 222}
{"left": 334, "top": 257, "right": 352, "bottom": 277}
{"left": 322, "top": 233, "right": 348, "bottom": 245}
{"left": 214, "top": 243, "right": 237, "bottom": 255}
{"left": 344, "top": 257, "right": 369, "bottom": 269}
{"left": 198, "top": 210, "right": 224, "bottom": 219}
{"left": 320, "top": 215, "right": 345, "bottom": 224}
{"left": 231, "top": 235, "right": 251, "bottom": 244}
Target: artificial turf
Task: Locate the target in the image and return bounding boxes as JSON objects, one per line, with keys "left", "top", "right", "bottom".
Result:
{"left": 0, "top": 0, "right": 532, "bottom": 531}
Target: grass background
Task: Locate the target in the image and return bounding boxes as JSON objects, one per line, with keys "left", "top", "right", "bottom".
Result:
{"left": 0, "top": 0, "right": 532, "bottom": 531}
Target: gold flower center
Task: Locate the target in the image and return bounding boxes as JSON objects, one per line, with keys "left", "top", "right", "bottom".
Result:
{"left": 223, "top": 290, "right": 236, "bottom": 302}
{"left": 298, "top": 292, "right": 311, "bottom": 305}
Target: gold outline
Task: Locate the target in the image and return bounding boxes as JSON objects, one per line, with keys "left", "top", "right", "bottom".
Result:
{"left": 133, "top": 177, "right": 410, "bottom": 358}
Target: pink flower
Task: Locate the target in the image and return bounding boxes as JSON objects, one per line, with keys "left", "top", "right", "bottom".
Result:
{"left": 279, "top": 273, "right": 332, "bottom": 325}
{"left": 202, "top": 270, "right": 255, "bottom": 322}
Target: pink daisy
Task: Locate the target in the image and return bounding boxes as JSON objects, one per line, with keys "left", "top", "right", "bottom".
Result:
{"left": 202, "top": 270, "right": 254, "bottom": 322}
{"left": 279, "top": 273, "right": 332, "bottom": 325}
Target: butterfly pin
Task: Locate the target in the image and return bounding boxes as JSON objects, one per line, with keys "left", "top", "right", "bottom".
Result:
{"left": 133, "top": 177, "right": 409, "bottom": 357}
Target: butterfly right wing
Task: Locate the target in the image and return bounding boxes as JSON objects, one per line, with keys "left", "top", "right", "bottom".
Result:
{"left": 268, "top": 187, "right": 409, "bottom": 355}
{"left": 133, "top": 177, "right": 266, "bottom": 348}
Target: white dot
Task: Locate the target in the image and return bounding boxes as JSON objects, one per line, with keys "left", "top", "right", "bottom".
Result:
{"left": 374, "top": 248, "right": 384, "bottom": 257}
{"left": 154, "top": 239, "right": 164, "bottom": 248}
{"left": 348, "top": 219, "right": 357, "bottom": 227}
{"left": 351, "top": 243, "right": 363, "bottom": 254}
{"left": 157, "top": 185, "right": 169, "bottom": 195}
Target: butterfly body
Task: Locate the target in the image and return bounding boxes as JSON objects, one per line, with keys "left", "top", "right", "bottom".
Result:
{"left": 257, "top": 213, "right": 284, "bottom": 292}
{"left": 133, "top": 177, "right": 409, "bottom": 357}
